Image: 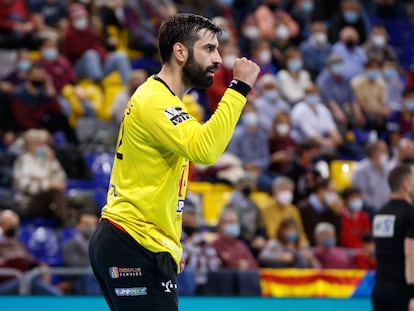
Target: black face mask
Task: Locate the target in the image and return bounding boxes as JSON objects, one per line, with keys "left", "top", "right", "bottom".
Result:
{"left": 183, "top": 225, "right": 197, "bottom": 237}
{"left": 4, "top": 227, "right": 17, "bottom": 238}
{"left": 345, "top": 40, "right": 357, "bottom": 49}
{"left": 241, "top": 186, "right": 252, "bottom": 197}
{"left": 30, "top": 80, "right": 45, "bottom": 88}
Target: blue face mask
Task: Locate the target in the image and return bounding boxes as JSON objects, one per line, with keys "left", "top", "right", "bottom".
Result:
{"left": 284, "top": 231, "right": 299, "bottom": 243}
{"left": 405, "top": 100, "right": 414, "bottom": 113}
{"left": 301, "top": 1, "right": 314, "bottom": 13}
{"left": 343, "top": 10, "right": 359, "bottom": 23}
{"left": 321, "top": 237, "right": 336, "bottom": 249}
{"left": 331, "top": 63, "right": 344, "bottom": 76}
{"left": 35, "top": 146, "right": 46, "bottom": 158}
{"left": 287, "top": 59, "right": 303, "bottom": 72}
{"left": 306, "top": 94, "right": 321, "bottom": 105}
{"left": 17, "top": 60, "right": 32, "bottom": 72}
{"left": 224, "top": 223, "right": 240, "bottom": 238}
{"left": 367, "top": 69, "right": 380, "bottom": 81}
{"left": 217, "top": 0, "right": 234, "bottom": 6}
{"left": 383, "top": 67, "right": 397, "bottom": 80}
{"left": 42, "top": 48, "right": 58, "bottom": 60}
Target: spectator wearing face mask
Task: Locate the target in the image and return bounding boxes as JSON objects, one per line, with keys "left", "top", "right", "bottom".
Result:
{"left": 328, "top": 0, "right": 369, "bottom": 44}
{"left": 290, "top": 83, "right": 343, "bottom": 153}
{"left": 312, "top": 221, "right": 355, "bottom": 269}
{"left": 316, "top": 53, "right": 360, "bottom": 131}
{"left": 249, "top": 39, "right": 278, "bottom": 76}
{"left": 238, "top": 14, "right": 261, "bottom": 57}
{"left": 268, "top": 111, "right": 297, "bottom": 175}
{"left": 62, "top": 3, "right": 131, "bottom": 85}
{"left": 2, "top": 49, "right": 33, "bottom": 92}
{"left": 180, "top": 200, "right": 221, "bottom": 294}
{"left": 9, "top": 63, "right": 78, "bottom": 144}
{"left": 331, "top": 26, "right": 367, "bottom": 80}
{"left": 276, "top": 47, "right": 311, "bottom": 105}
{"left": 362, "top": 24, "right": 397, "bottom": 64}
{"left": 351, "top": 140, "right": 391, "bottom": 215}
{"left": 211, "top": 207, "right": 258, "bottom": 270}
{"left": 290, "top": 0, "right": 316, "bottom": 42}
{"left": 297, "top": 177, "right": 342, "bottom": 246}
{"left": 261, "top": 176, "right": 308, "bottom": 245}
{"left": 382, "top": 58, "right": 404, "bottom": 112}
{"left": 12, "top": 129, "right": 69, "bottom": 223}
{"left": 338, "top": 187, "right": 371, "bottom": 249}
{"left": 227, "top": 101, "right": 273, "bottom": 193}
{"left": 259, "top": 217, "right": 319, "bottom": 268}
{"left": 268, "top": 22, "right": 295, "bottom": 69}
{"left": 226, "top": 174, "right": 267, "bottom": 258}
{"left": 351, "top": 58, "right": 390, "bottom": 134}
{"left": 299, "top": 21, "right": 332, "bottom": 80}
{"left": 385, "top": 88, "right": 414, "bottom": 148}
{"left": 254, "top": 74, "right": 290, "bottom": 135}
{"left": 0, "top": 209, "right": 62, "bottom": 295}
{"left": 61, "top": 209, "right": 101, "bottom": 295}
{"left": 254, "top": 0, "right": 299, "bottom": 41}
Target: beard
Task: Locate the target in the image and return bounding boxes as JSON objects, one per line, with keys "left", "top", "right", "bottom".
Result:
{"left": 182, "top": 51, "right": 218, "bottom": 89}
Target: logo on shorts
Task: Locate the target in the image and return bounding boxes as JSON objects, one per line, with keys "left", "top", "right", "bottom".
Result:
{"left": 164, "top": 107, "right": 191, "bottom": 126}
{"left": 109, "top": 267, "right": 142, "bottom": 279}
{"left": 115, "top": 287, "right": 147, "bottom": 296}
{"left": 161, "top": 280, "right": 177, "bottom": 293}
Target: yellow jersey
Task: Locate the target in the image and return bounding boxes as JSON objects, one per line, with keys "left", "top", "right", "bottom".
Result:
{"left": 101, "top": 76, "right": 248, "bottom": 271}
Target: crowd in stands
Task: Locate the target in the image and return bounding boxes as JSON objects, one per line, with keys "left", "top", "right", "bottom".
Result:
{"left": 0, "top": 0, "right": 414, "bottom": 296}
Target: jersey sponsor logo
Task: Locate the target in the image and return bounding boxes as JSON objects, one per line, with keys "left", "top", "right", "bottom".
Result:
{"left": 161, "top": 280, "right": 177, "bottom": 293}
{"left": 115, "top": 287, "right": 147, "bottom": 296}
{"left": 176, "top": 200, "right": 184, "bottom": 212}
{"left": 373, "top": 214, "right": 396, "bottom": 237}
{"left": 164, "top": 107, "right": 191, "bottom": 126}
{"left": 109, "top": 267, "right": 142, "bottom": 278}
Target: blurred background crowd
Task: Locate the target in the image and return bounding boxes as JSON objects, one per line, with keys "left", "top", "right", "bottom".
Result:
{"left": 0, "top": 0, "right": 414, "bottom": 297}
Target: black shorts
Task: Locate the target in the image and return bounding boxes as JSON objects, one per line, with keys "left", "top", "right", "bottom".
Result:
{"left": 371, "top": 280, "right": 410, "bottom": 311}
{"left": 89, "top": 219, "right": 178, "bottom": 311}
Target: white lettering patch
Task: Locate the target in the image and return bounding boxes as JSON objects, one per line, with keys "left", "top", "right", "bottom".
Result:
{"left": 373, "top": 215, "right": 396, "bottom": 237}
{"left": 164, "top": 107, "right": 191, "bottom": 126}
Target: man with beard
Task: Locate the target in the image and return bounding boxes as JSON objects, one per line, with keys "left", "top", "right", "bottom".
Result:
{"left": 88, "top": 13, "right": 260, "bottom": 311}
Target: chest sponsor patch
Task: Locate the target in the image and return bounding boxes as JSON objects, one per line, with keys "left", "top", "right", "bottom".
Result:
{"left": 164, "top": 107, "right": 191, "bottom": 126}
{"left": 373, "top": 214, "right": 396, "bottom": 238}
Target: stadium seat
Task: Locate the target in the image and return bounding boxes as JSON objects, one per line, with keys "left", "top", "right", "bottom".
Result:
{"left": 26, "top": 227, "right": 63, "bottom": 266}
{"left": 201, "top": 190, "right": 232, "bottom": 226}
{"left": 329, "top": 160, "right": 358, "bottom": 191}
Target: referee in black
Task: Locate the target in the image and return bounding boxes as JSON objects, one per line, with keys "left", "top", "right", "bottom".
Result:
{"left": 372, "top": 164, "right": 414, "bottom": 311}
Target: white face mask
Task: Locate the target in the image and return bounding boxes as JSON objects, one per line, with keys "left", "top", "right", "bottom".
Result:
{"left": 275, "top": 24, "right": 290, "bottom": 40}
{"left": 242, "top": 112, "right": 259, "bottom": 127}
{"left": 263, "top": 89, "right": 279, "bottom": 101}
{"left": 258, "top": 50, "right": 272, "bottom": 64}
{"left": 243, "top": 26, "right": 260, "bottom": 40}
{"left": 323, "top": 192, "right": 338, "bottom": 206}
{"left": 275, "top": 123, "right": 290, "bottom": 136}
{"left": 371, "top": 34, "right": 386, "bottom": 48}
{"left": 312, "top": 32, "right": 327, "bottom": 46}
{"left": 276, "top": 190, "right": 293, "bottom": 205}
{"left": 73, "top": 18, "right": 88, "bottom": 31}
{"left": 378, "top": 153, "right": 388, "bottom": 166}
{"left": 348, "top": 198, "right": 363, "bottom": 212}
{"left": 223, "top": 54, "right": 237, "bottom": 69}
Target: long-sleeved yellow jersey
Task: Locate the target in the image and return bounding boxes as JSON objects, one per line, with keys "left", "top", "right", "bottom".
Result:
{"left": 101, "top": 76, "right": 247, "bottom": 271}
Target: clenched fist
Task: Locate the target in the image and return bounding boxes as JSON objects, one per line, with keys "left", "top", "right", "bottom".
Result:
{"left": 232, "top": 57, "right": 260, "bottom": 88}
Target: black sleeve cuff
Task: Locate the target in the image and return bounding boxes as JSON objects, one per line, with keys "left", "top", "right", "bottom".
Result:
{"left": 228, "top": 79, "right": 251, "bottom": 97}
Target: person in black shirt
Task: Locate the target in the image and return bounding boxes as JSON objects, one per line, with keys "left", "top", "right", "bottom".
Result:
{"left": 372, "top": 164, "right": 414, "bottom": 311}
